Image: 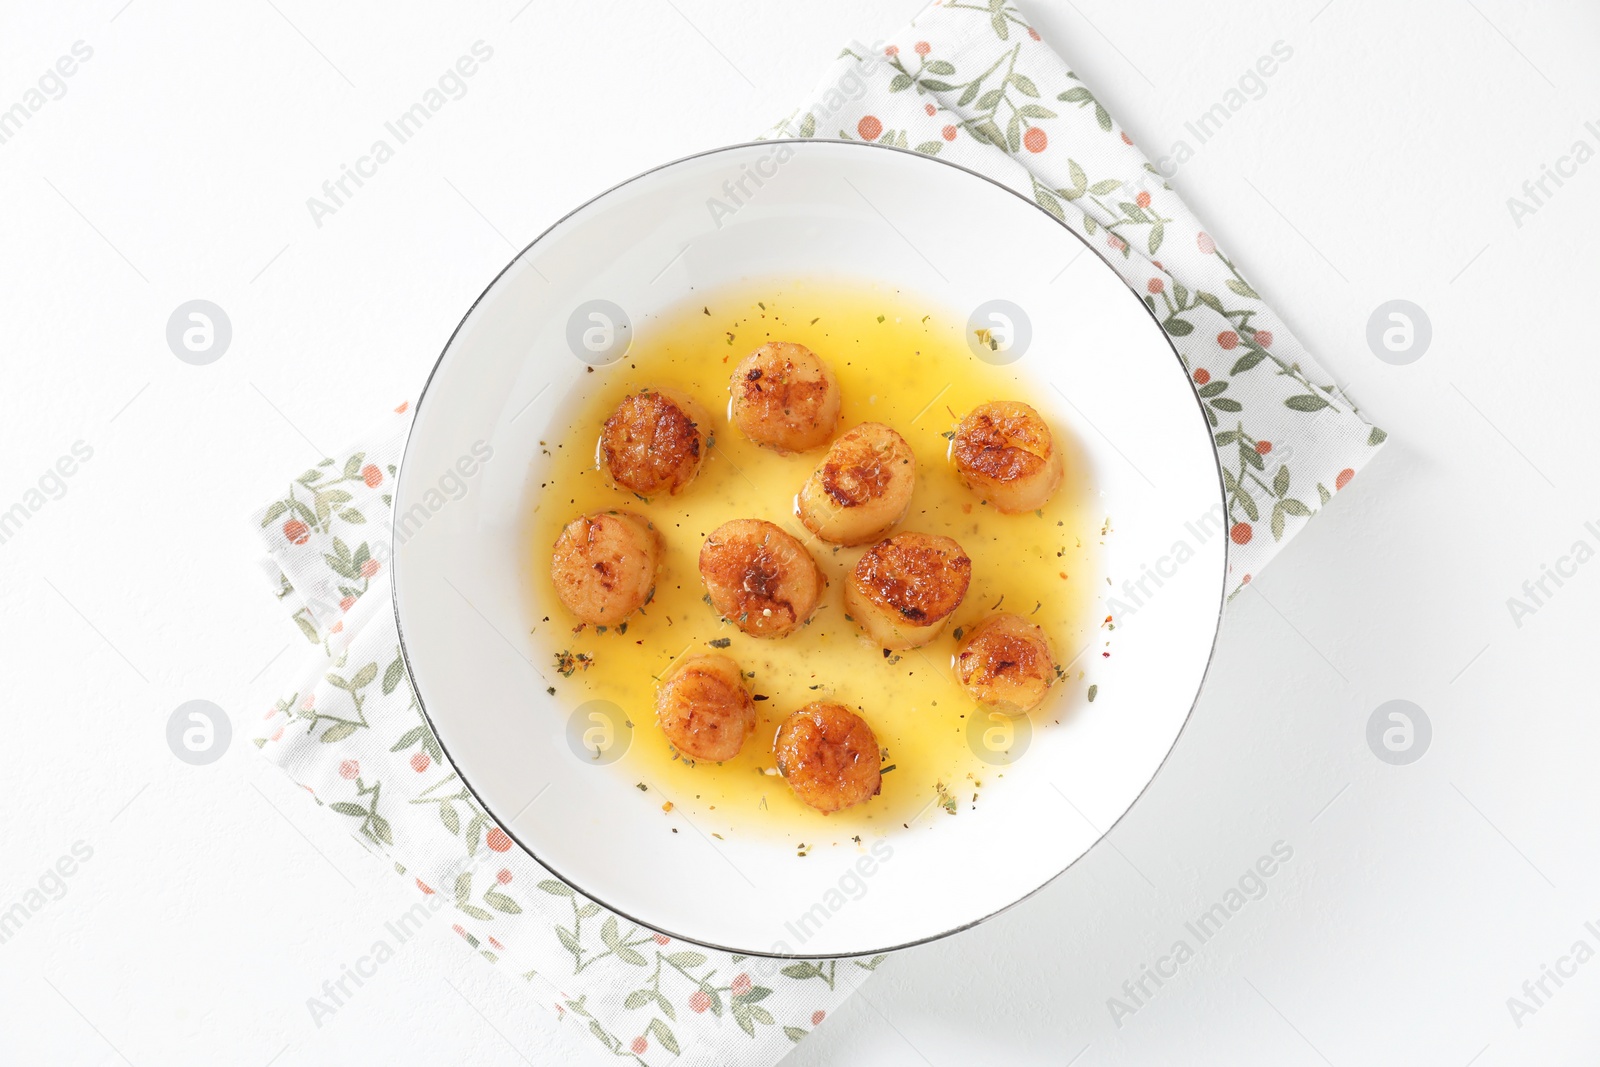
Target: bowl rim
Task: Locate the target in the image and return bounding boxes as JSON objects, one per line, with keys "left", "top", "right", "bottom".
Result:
{"left": 392, "top": 136, "right": 1231, "bottom": 959}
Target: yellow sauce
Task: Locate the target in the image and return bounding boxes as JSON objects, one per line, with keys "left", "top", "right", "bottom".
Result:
{"left": 525, "top": 277, "right": 1101, "bottom": 844}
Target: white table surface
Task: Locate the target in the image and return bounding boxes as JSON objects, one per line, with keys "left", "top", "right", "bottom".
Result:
{"left": 4, "top": 0, "right": 1597, "bottom": 1063}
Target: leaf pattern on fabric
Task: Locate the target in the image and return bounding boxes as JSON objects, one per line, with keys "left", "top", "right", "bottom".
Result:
{"left": 771, "top": 0, "right": 1385, "bottom": 589}
{"left": 251, "top": 404, "right": 867, "bottom": 1065}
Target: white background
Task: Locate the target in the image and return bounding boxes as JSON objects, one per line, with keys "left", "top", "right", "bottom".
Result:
{"left": 2, "top": 0, "right": 1597, "bottom": 1064}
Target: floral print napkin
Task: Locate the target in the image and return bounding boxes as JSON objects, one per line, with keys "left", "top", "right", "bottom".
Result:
{"left": 254, "top": 407, "right": 881, "bottom": 1067}
{"left": 775, "top": 2, "right": 1384, "bottom": 588}
{"left": 250, "top": 3, "right": 1383, "bottom": 1065}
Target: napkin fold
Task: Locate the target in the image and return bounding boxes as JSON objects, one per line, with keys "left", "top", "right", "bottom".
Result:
{"left": 251, "top": 4, "right": 1383, "bottom": 1065}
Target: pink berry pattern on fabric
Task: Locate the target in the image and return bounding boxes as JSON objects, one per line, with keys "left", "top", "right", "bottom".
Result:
{"left": 251, "top": 395, "right": 878, "bottom": 1065}
{"left": 766, "top": 0, "right": 1384, "bottom": 583}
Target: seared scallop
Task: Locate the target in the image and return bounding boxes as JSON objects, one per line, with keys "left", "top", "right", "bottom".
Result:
{"left": 550, "top": 510, "right": 660, "bottom": 625}
{"left": 844, "top": 532, "right": 971, "bottom": 649}
{"left": 773, "top": 702, "right": 882, "bottom": 814}
{"left": 655, "top": 653, "right": 757, "bottom": 762}
{"left": 730, "top": 342, "right": 841, "bottom": 453}
{"left": 954, "top": 613, "right": 1058, "bottom": 713}
{"left": 599, "top": 388, "right": 710, "bottom": 497}
{"left": 698, "top": 519, "right": 824, "bottom": 638}
{"left": 951, "top": 401, "right": 1064, "bottom": 513}
{"left": 796, "top": 423, "right": 916, "bottom": 545}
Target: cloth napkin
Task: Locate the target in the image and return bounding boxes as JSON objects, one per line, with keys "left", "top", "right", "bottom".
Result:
{"left": 250, "top": 3, "right": 1384, "bottom": 1065}
{"left": 771, "top": 4, "right": 1384, "bottom": 589}
{"left": 253, "top": 404, "right": 884, "bottom": 1067}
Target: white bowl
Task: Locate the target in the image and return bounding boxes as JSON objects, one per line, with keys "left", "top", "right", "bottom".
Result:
{"left": 393, "top": 140, "right": 1226, "bottom": 958}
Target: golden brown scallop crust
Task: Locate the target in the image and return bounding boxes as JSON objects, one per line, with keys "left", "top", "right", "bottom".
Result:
{"left": 730, "top": 342, "right": 841, "bottom": 452}
{"left": 549, "top": 510, "right": 660, "bottom": 626}
{"left": 850, "top": 533, "right": 971, "bottom": 626}
{"left": 599, "top": 389, "right": 708, "bottom": 497}
{"left": 698, "top": 519, "right": 824, "bottom": 638}
{"left": 796, "top": 423, "right": 917, "bottom": 545}
{"left": 817, "top": 423, "right": 907, "bottom": 507}
{"left": 950, "top": 401, "right": 1064, "bottom": 512}
{"left": 954, "top": 614, "right": 1057, "bottom": 713}
{"left": 773, "top": 702, "right": 883, "bottom": 814}
{"left": 655, "top": 653, "right": 757, "bottom": 762}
